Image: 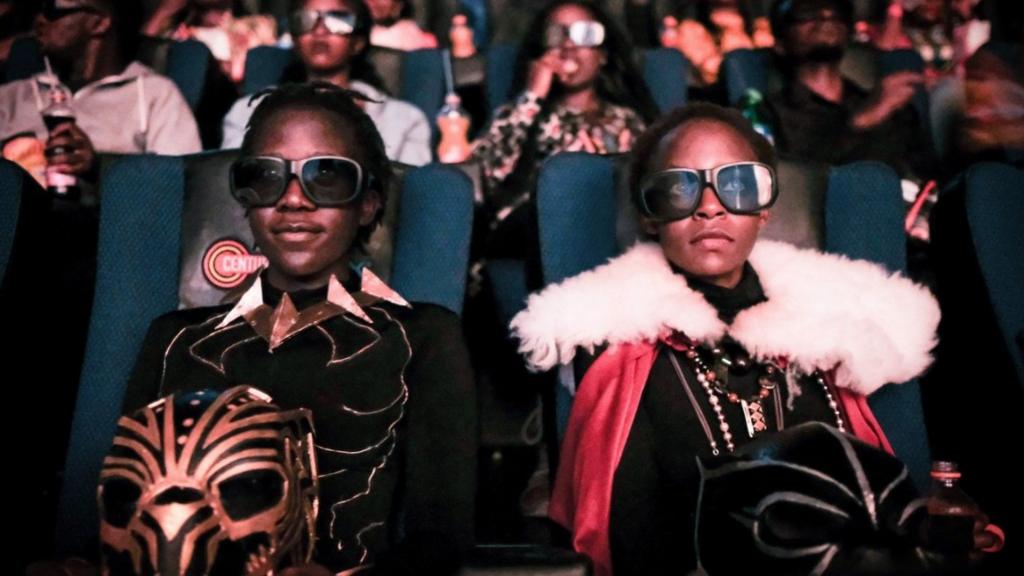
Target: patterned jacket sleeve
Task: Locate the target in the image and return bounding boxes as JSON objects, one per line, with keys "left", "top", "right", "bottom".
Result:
{"left": 622, "top": 107, "right": 647, "bottom": 147}
{"left": 471, "top": 91, "right": 544, "bottom": 192}
{"left": 622, "top": 108, "right": 647, "bottom": 151}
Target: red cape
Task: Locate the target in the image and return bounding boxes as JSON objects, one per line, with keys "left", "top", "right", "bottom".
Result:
{"left": 549, "top": 339, "right": 894, "bottom": 576}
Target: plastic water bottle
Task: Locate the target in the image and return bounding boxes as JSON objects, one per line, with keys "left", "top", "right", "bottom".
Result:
{"left": 437, "top": 93, "right": 471, "bottom": 163}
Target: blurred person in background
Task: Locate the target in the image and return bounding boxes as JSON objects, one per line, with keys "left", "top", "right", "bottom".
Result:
{"left": 221, "top": 0, "right": 430, "bottom": 166}
{"left": 954, "top": 43, "right": 1024, "bottom": 168}
{"left": 0, "top": 0, "right": 200, "bottom": 194}
{"left": 758, "top": 0, "right": 936, "bottom": 182}
{"left": 142, "top": 0, "right": 277, "bottom": 83}
{"left": 366, "top": 0, "right": 436, "bottom": 50}
{"left": 471, "top": 0, "right": 656, "bottom": 259}
{"left": 673, "top": 0, "right": 775, "bottom": 88}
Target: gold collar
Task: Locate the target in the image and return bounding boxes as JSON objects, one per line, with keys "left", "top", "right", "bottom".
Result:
{"left": 216, "top": 269, "right": 409, "bottom": 351}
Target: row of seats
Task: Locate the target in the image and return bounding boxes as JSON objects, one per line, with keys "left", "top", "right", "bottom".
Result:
{"left": 12, "top": 32, "right": 966, "bottom": 163}
{"left": 1, "top": 154, "right": 1022, "bottom": 560}
{"left": 4, "top": 36, "right": 688, "bottom": 139}
{"left": 242, "top": 44, "right": 689, "bottom": 139}
{"left": 11, "top": 33, "right": 970, "bottom": 163}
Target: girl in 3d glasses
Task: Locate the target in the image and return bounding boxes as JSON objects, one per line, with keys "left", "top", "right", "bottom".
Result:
{"left": 220, "top": 0, "right": 431, "bottom": 166}
{"left": 122, "top": 83, "right": 475, "bottom": 574}
{"left": 512, "top": 103, "right": 1001, "bottom": 575}
{"left": 471, "top": 0, "right": 657, "bottom": 247}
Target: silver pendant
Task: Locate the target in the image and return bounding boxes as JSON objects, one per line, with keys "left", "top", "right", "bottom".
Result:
{"left": 740, "top": 399, "right": 755, "bottom": 437}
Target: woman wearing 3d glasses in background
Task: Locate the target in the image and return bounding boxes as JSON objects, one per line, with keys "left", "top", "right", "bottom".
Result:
{"left": 220, "top": 0, "right": 431, "bottom": 166}
{"left": 122, "top": 83, "right": 475, "bottom": 574}
{"left": 512, "top": 103, "right": 1002, "bottom": 575}
{"left": 471, "top": 0, "right": 657, "bottom": 258}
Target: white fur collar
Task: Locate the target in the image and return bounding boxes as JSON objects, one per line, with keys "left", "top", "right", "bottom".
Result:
{"left": 510, "top": 241, "right": 940, "bottom": 396}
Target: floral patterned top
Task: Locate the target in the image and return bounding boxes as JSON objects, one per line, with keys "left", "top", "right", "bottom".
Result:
{"left": 472, "top": 91, "right": 646, "bottom": 218}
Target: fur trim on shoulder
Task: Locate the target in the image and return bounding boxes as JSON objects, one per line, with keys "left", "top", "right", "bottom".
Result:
{"left": 510, "top": 243, "right": 723, "bottom": 371}
{"left": 510, "top": 241, "right": 940, "bottom": 396}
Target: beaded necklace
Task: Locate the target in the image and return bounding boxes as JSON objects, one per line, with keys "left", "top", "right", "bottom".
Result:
{"left": 675, "top": 342, "right": 847, "bottom": 454}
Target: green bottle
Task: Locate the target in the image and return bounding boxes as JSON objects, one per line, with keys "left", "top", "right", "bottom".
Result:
{"left": 739, "top": 88, "right": 775, "bottom": 145}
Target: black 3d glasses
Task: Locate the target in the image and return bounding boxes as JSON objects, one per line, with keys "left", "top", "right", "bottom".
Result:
{"left": 638, "top": 162, "right": 778, "bottom": 221}
{"left": 229, "top": 155, "right": 367, "bottom": 208}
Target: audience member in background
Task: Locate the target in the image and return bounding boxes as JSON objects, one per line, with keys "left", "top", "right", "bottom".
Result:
{"left": 142, "top": 0, "right": 277, "bottom": 83}
{"left": 874, "top": 0, "right": 983, "bottom": 81}
{"left": 221, "top": 0, "right": 430, "bottom": 166}
{"left": 674, "top": 0, "right": 775, "bottom": 87}
{"left": 366, "top": 0, "right": 436, "bottom": 51}
{"left": 758, "top": 0, "right": 936, "bottom": 182}
{"left": 949, "top": 0, "right": 990, "bottom": 70}
{"left": 873, "top": 0, "right": 990, "bottom": 79}
{"left": 954, "top": 43, "right": 1024, "bottom": 169}
{"left": 472, "top": 0, "right": 656, "bottom": 257}
{"left": 467, "top": 1, "right": 656, "bottom": 538}
{"left": 124, "top": 83, "right": 476, "bottom": 574}
{"left": 0, "top": 0, "right": 201, "bottom": 191}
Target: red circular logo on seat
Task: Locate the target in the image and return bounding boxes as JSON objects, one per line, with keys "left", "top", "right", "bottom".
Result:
{"left": 202, "top": 239, "right": 268, "bottom": 289}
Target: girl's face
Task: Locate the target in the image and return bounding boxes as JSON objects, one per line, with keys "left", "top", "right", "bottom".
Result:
{"left": 644, "top": 120, "right": 768, "bottom": 289}
{"left": 545, "top": 4, "right": 605, "bottom": 92}
{"left": 246, "top": 107, "right": 380, "bottom": 291}
{"left": 295, "top": 0, "right": 365, "bottom": 76}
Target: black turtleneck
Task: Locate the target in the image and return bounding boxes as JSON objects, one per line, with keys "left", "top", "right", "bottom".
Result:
{"left": 609, "top": 262, "right": 838, "bottom": 576}
{"left": 678, "top": 262, "right": 767, "bottom": 324}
